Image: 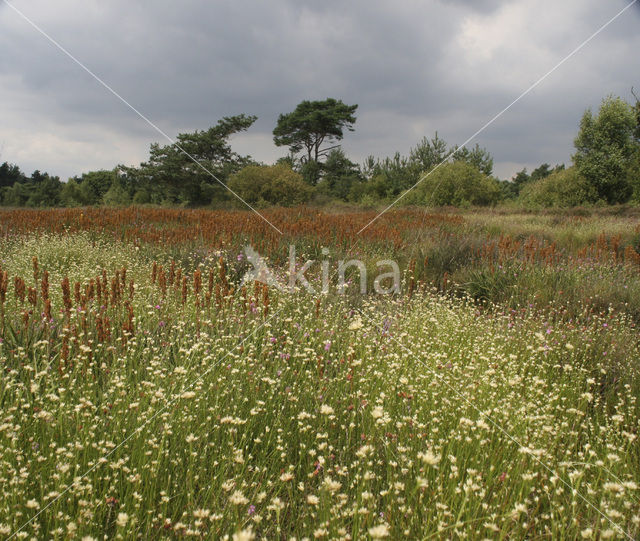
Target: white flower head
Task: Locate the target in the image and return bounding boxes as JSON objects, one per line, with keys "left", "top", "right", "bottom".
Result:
{"left": 371, "top": 406, "right": 384, "bottom": 420}
{"left": 369, "top": 524, "right": 390, "bottom": 538}
{"left": 116, "top": 512, "right": 129, "bottom": 528}
{"left": 320, "top": 404, "right": 334, "bottom": 415}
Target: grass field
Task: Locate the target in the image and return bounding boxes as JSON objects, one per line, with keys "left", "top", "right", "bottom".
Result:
{"left": 0, "top": 207, "right": 639, "bottom": 539}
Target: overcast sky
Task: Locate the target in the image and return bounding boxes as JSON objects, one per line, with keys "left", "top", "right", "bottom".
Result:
{"left": 1, "top": 0, "right": 639, "bottom": 181}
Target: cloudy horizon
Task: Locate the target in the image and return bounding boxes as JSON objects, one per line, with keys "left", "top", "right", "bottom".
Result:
{"left": 1, "top": 0, "right": 639, "bottom": 182}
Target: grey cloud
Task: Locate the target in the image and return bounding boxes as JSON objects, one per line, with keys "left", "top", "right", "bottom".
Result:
{"left": 1, "top": 0, "right": 639, "bottom": 180}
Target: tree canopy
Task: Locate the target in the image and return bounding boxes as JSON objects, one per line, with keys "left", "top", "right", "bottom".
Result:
{"left": 138, "top": 114, "right": 258, "bottom": 205}
{"left": 0, "top": 163, "right": 62, "bottom": 207}
{"left": 273, "top": 99, "right": 358, "bottom": 169}
{"left": 573, "top": 96, "right": 638, "bottom": 204}
{"left": 3, "top": 93, "right": 640, "bottom": 209}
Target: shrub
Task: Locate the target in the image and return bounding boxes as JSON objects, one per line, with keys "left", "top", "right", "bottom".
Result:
{"left": 405, "top": 161, "right": 501, "bottom": 207}
{"left": 628, "top": 149, "right": 640, "bottom": 204}
{"left": 227, "top": 164, "right": 313, "bottom": 207}
{"left": 573, "top": 96, "right": 637, "bottom": 204}
{"left": 102, "top": 178, "right": 131, "bottom": 206}
{"left": 132, "top": 189, "right": 151, "bottom": 205}
{"left": 518, "top": 166, "right": 598, "bottom": 208}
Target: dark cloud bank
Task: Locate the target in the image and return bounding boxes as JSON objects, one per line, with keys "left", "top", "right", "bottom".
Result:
{"left": 1, "top": 0, "right": 639, "bottom": 180}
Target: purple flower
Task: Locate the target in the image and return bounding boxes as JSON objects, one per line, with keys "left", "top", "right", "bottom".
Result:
{"left": 248, "top": 504, "right": 255, "bottom": 515}
{"left": 324, "top": 341, "right": 331, "bottom": 351}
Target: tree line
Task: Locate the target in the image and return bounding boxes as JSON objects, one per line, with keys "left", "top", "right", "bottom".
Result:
{"left": 1, "top": 94, "right": 639, "bottom": 209}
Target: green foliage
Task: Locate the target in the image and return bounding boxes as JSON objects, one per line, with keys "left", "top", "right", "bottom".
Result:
{"left": 361, "top": 135, "right": 451, "bottom": 196}
{"left": 132, "top": 189, "right": 152, "bottom": 205}
{"left": 102, "top": 176, "right": 132, "bottom": 206}
{"left": 0, "top": 169, "right": 62, "bottom": 207}
{"left": 452, "top": 143, "right": 494, "bottom": 175}
{"left": 1, "top": 181, "right": 31, "bottom": 206}
{"left": 6, "top": 94, "right": 640, "bottom": 210}
{"left": 513, "top": 168, "right": 530, "bottom": 187}
{"left": 316, "top": 149, "right": 363, "bottom": 201}
{"left": 59, "top": 169, "right": 125, "bottom": 206}
{"left": 530, "top": 163, "right": 556, "bottom": 182}
{"left": 59, "top": 178, "right": 83, "bottom": 207}
{"left": 404, "top": 161, "right": 501, "bottom": 207}
{"left": 349, "top": 174, "right": 389, "bottom": 205}
{"left": 141, "top": 115, "right": 258, "bottom": 205}
{"left": 360, "top": 135, "right": 495, "bottom": 201}
{"left": 24, "top": 173, "right": 63, "bottom": 207}
{"left": 518, "top": 166, "right": 597, "bottom": 208}
{"left": 501, "top": 163, "right": 563, "bottom": 200}
{"left": 300, "top": 159, "right": 322, "bottom": 186}
{"left": 0, "top": 162, "right": 27, "bottom": 188}
{"left": 363, "top": 152, "right": 417, "bottom": 196}
{"left": 273, "top": 98, "right": 357, "bottom": 163}
{"left": 227, "top": 164, "right": 313, "bottom": 207}
{"left": 498, "top": 179, "right": 519, "bottom": 200}
{"left": 573, "top": 96, "right": 638, "bottom": 204}
{"left": 275, "top": 153, "right": 297, "bottom": 170}
{"left": 80, "top": 170, "right": 116, "bottom": 204}
{"left": 628, "top": 148, "right": 640, "bottom": 203}
{"left": 0, "top": 116, "right": 259, "bottom": 208}
{"left": 409, "top": 132, "right": 449, "bottom": 172}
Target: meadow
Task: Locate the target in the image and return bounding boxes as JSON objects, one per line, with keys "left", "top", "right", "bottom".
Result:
{"left": 0, "top": 207, "right": 639, "bottom": 539}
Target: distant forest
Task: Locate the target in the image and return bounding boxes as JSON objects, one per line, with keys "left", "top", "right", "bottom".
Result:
{"left": 2, "top": 95, "right": 639, "bottom": 209}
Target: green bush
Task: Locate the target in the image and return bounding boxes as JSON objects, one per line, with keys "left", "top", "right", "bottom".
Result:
{"left": 573, "top": 96, "right": 637, "bottom": 204}
{"left": 227, "top": 164, "right": 313, "bottom": 207}
{"left": 405, "top": 161, "right": 501, "bottom": 207}
{"left": 518, "top": 166, "right": 598, "bottom": 208}
{"left": 102, "top": 177, "right": 131, "bottom": 206}
{"left": 132, "top": 189, "right": 152, "bottom": 205}
{"left": 627, "top": 149, "right": 640, "bottom": 204}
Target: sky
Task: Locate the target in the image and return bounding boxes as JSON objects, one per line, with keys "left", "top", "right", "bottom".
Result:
{"left": 1, "top": 0, "right": 639, "bottom": 181}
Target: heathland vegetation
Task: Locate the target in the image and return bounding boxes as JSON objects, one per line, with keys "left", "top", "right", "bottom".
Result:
{"left": 0, "top": 207, "right": 639, "bottom": 538}
{"left": 1, "top": 94, "right": 640, "bottom": 539}
{"left": 2, "top": 94, "right": 639, "bottom": 209}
